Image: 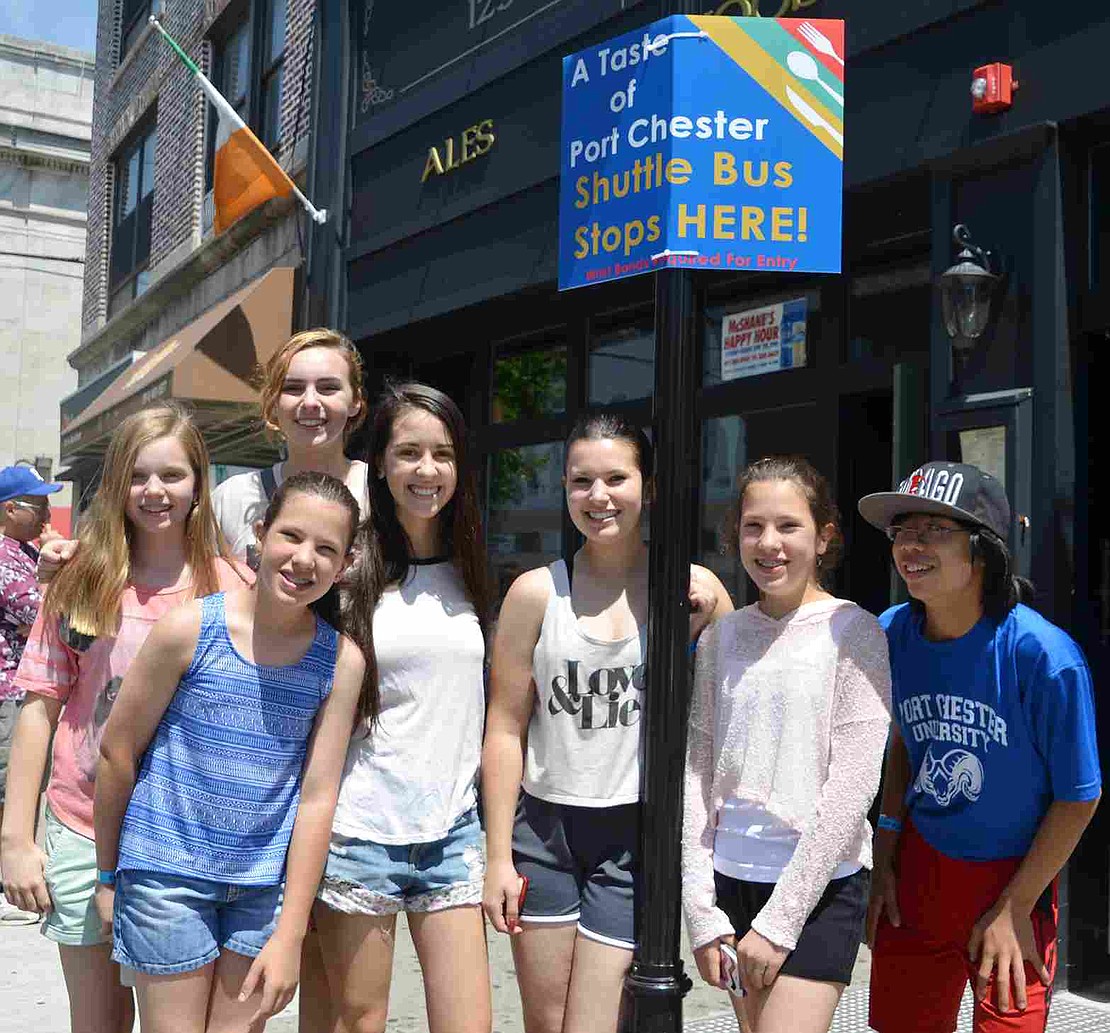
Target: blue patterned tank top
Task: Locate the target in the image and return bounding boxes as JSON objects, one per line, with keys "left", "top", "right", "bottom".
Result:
{"left": 117, "top": 592, "right": 338, "bottom": 885}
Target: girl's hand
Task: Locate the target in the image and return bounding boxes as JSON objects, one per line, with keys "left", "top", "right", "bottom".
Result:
{"left": 93, "top": 883, "right": 114, "bottom": 939}
{"left": 482, "top": 859, "right": 525, "bottom": 934}
{"left": 693, "top": 934, "right": 736, "bottom": 989}
{"left": 0, "top": 840, "right": 52, "bottom": 914}
{"left": 239, "top": 930, "right": 302, "bottom": 1024}
{"left": 688, "top": 567, "right": 719, "bottom": 642}
{"left": 737, "top": 928, "right": 790, "bottom": 991}
{"left": 36, "top": 537, "right": 78, "bottom": 583}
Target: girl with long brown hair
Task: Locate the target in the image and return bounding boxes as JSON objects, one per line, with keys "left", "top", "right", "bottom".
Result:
{"left": 312, "top": 382, "right": 495, "bottom": 1033}
{"left": 482, "top": 412, "right": 732, "bottom": 1033}
{"left": 0, "top": 404, "right": 249, "bottom": 1033}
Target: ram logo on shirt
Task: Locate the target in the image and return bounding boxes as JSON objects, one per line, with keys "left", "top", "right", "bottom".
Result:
{"left": 914, "top": 746, "right": 985, "bottom": 807}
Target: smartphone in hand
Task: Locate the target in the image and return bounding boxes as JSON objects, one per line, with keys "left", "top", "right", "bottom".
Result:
{"left": 517, "top": 875, "right": 529, "bottom": 914}
{"left": 719, "top": 943, "right": 745, "bottom": 997}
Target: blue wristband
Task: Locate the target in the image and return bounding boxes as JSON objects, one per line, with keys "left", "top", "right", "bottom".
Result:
{"left": 689, "top": 639, "right": 699, "bottom": 656}
{"left": 96, "top": 869, "right": 116, "bottom": 886}
{"left": 877, "top": 815, "right": 903, "bottom": 834}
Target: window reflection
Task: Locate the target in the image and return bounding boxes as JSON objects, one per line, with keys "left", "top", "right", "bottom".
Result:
{"left": 589, "top": 324, "right": 654, "bottom": 404}
{"left": 701, "top": 416, "right": 746, "bottom": 604}
{"left": 487, "top": 442, "right": 565, "bottom": 600}
{"left": 847, "top": 263, "right": 930, "bottom": 363}
{"left": 492, "top": 346, "right": 567, "bottom": 423}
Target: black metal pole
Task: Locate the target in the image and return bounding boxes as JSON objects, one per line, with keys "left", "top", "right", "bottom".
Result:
{"left": 623, "top": 1, "right": 700, "bottom": 1023}
{"left": 623, "top": 262, "right": 697, "bottom": 1033}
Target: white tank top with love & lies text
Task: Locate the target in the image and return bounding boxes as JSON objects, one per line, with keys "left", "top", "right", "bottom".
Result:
{"left": 524, "top": 559, "right": 646, "bottom": 808}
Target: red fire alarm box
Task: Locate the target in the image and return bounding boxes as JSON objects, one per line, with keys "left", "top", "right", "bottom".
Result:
{"left": 971, "top": 63, "right": 1017, "bottom": 114}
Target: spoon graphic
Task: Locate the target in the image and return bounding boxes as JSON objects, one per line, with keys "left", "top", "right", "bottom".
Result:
{"left": 786, "top": 50, "right": 843, "bottom": 106}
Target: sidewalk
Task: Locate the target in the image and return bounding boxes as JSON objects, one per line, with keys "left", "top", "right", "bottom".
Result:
{"left": 0, "top": 915, "right": 847, "bottom": 1032}
{"left": 8, "top": 913, "right": 1108, "bottom": 1032}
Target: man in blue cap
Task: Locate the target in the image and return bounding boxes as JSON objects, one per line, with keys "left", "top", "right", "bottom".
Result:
{"left": 0, "top": 465, "right": 62, "bottom": 925}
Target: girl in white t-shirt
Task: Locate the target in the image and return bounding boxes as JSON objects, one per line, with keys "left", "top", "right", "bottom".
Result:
{"left": 211, "top": 328, "right": 371, "bottom": 555}
{"left": 682, "top": 456, "right": 891, "bottom": 1033}
{"left": 313, "top": 381, "right": 495, "bottom": 1033}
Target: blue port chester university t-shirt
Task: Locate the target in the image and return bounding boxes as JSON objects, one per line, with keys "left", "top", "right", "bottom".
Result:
{"left": 881, "top": 602, "right": 1101, "bottom": 862}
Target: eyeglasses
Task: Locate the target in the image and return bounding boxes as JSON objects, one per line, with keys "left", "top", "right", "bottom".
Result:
{"left": 884, "top": 523, "right": 968, "bottom": 546}
{"left": 8, "top": 499, "right": 48, "bottom": 515}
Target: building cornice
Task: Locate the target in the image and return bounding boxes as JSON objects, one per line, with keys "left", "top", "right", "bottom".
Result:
{"left": 0, "top": 145, "right": 89, "bottom": 176}
{"left": 0, "top": 34, "right": 95, "bottom": 70}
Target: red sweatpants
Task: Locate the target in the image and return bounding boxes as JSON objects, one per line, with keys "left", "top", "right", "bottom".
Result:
{"left": 869, "top": 821, "right": 1057, "bottom": 1033}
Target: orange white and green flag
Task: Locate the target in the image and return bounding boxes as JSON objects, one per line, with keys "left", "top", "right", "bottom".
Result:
{"left": 149, "top": 16, "right": 327, "bottom": 233}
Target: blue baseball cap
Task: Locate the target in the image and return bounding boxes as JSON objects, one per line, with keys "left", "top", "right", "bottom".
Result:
{"left": 0, "top": 466, "right": 64, "bottom": 504}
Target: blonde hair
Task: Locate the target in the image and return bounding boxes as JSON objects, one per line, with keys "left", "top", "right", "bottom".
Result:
{"left": 44, "top": 404, "right": 230, "bottom": 638}
{"left": 257, "top": 328, "right": 367, "bottom": 441}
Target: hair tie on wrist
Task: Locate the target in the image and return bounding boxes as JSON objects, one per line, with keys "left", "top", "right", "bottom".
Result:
{"left": 877, "top": 814, "right": 903, "bottom": 833}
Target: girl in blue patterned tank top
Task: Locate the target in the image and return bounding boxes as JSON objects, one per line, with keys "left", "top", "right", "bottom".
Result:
{"left": 93, "top": 472, "right": 377, "bottom": 1033}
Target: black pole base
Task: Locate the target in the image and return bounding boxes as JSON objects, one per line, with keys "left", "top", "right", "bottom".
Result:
{"left": 620, "top": 960, "right": 692, "bottom": 1033}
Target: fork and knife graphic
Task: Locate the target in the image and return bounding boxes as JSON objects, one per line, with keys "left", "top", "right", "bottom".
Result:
{"left": 784, "top": 22, "right": 843, "bottom": 147}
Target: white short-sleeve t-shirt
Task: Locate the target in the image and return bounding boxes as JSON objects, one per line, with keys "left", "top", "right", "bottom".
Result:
{"left": 211, "top": 460, "right": 370, "bottom": 559}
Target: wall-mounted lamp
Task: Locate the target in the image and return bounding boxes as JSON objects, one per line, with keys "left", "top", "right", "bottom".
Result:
{"left": 938, "top": 224, "right": 1001, "bottom": 350}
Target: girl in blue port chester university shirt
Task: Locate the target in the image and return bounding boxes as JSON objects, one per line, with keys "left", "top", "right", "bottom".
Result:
{"left": 859, "top": 461, "right": 1101, "bottom": 1033}
{"left": 92, "top": 472, "right": 372, "bottom": 1033}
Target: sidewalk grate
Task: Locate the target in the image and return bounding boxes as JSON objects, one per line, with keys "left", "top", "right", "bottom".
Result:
{"left": 684, "top": 986, "right": 1110, "bottom": 1031}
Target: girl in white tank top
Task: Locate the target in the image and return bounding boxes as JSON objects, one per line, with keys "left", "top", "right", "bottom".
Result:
{"left": 482, "top": 412, "right": 732, "bottom": 1033}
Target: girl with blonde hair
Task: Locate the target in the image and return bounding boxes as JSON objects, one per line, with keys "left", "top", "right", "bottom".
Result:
{"left": 37, "top": 328, "right": 370, "bottom": 1032}
{"left": 0, "top": 404, "right": 249, "bottom": 1033}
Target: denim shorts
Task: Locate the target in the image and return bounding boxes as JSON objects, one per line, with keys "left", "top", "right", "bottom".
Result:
{"left": 112, "top": 869, "right": 283, "bottom": 975}
{"left": 511, "top": 792, "right": 637, "bottom": 950}
{"left": 318, "top": 806, "right": 484, "bottom": 916}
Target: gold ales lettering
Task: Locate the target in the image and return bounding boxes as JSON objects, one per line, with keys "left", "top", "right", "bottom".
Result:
{"left": 421, "top": 119, "right": 496, "bottom": 182}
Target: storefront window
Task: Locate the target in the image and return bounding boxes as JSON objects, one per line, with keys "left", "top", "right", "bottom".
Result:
{"left": 847, "top": 261, "right": 931, "bottom": 363}
{"left": 703, "top": 289, "right": 818, "bottom": 388}
{"left": 700, "top": 403, "right": 829, "bottom": 607}
{"left": 491, "top": 345, "right": 567, "bottom": 422}
{"left": 487, "top": 441, "right": 565, "bottom": 599}
{"left": 589, "top": 322, "right": 654, "bottom": 404}
{"left": 701, "top": 415, "right": 746, "bottom": 604}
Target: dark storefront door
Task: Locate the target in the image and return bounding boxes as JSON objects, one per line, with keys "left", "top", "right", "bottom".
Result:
{"left": 1067, "top": 330, "right": 1110, "bottom": 998}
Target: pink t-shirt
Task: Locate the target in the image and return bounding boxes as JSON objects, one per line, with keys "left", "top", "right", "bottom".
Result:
{"left": 14, "top": 558, "right": 249, "bottom": 839}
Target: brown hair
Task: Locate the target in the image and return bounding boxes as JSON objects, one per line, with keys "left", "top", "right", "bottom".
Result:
{"left": 257, "top": 328, "right": 367, "bottom": 441}
{"left": 726, "top": 455, "right": 844, "bottom": 587}
{"left": 564, "top": 411, "right": 654, "bottom": 477}
{"left": 259, "top": 471, "right": 379, "bottom": 726}
{"left": 44, "top": 404, "right": 230, "bottom": 638}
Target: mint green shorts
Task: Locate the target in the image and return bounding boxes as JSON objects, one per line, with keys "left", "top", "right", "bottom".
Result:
{"left": 41, "top": 808, "right": 107, "bottom": 947}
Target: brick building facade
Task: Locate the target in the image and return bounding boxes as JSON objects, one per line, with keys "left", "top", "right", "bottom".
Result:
{"left": 63, "top": 0, "right": 320, "bottom": 497}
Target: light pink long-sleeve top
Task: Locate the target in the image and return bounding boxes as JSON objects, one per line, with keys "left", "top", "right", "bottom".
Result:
{"left": 681, "top": 598, "right": 892, "bottom": 951}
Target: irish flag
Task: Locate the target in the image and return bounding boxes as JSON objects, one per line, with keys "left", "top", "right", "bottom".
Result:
{"left": 149, "top": 16, "right": 327, "bottom": 233}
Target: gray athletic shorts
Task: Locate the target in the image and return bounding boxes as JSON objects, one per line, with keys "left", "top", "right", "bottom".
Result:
{"left": 0, "top": 697, "right": 19, "bottom": 806}
{"left": 511, "top": 791, "right": 637, "bottom": 950}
